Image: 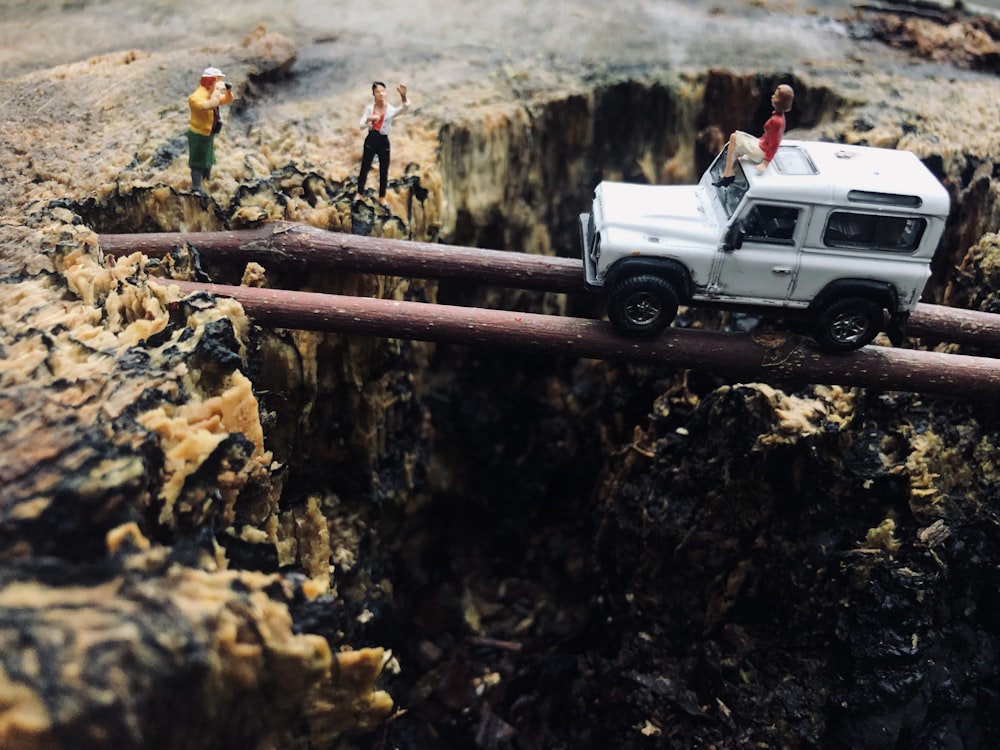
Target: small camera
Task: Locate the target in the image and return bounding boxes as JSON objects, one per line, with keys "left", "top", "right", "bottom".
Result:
{"left": 224, "top": 82, "right": 233, "bottom": 90}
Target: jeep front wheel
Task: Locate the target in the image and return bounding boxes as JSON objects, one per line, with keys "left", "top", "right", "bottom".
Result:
{"left": 607, "top": 275, "right": 679, "bottom": 336}
{"left": 813, "top": 297, "right": 882, "bottom": 352}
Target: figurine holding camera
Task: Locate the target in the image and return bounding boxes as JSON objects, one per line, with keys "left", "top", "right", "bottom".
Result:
{"left": 187, "top": 66, "right": 234, "bottom": 195}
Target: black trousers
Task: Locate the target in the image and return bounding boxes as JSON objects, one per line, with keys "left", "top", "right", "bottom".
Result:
{"left": 358, "top": 130, "right": 391, "bottom": 197}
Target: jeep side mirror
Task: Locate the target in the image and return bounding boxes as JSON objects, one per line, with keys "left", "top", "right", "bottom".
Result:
{"left": 724, "top": 222, "right": 745, "bottom": 252}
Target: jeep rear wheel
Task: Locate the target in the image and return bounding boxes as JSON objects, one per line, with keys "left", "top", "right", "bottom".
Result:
{"left": 607, "top": 275, "right": 679, "bottom": 336}
{"left": 813, "top": 297, "right": 882, "bottom": 352}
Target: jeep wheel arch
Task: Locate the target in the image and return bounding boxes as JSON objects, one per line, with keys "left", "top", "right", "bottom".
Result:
{"left": 605, "top": 258, "right": 693, "bottom": 301}
{"left": 811, "top": 279, "right": 898, "bottom": 317}
{"left": 607, "top": 274, "right": 680, "bottom": 337}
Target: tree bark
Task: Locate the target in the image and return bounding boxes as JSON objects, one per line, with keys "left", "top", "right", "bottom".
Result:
{"left": 153, "top": 278, "right": 1000, "bottom": 399}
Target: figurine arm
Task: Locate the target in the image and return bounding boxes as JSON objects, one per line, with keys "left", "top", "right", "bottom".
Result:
{"left": 191, "top": 83, "right": 230, "bottom": 110}
{"left": 388, "top": 89, "right": 412, "bottom": 119}
{"left": 189, "top": 91, "right": 216, "bottom": 110}
{"left": 756, "top": 114, "right": 784, "bottom": 171}
{"left": 212, "top": 80, "right": 234, "bottom": 106}
{"left": 360, "top": 104, "right": 374, "bottom": 130}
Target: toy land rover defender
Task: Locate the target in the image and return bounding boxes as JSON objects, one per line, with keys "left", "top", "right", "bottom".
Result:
{"left": 580, "top": 140, "right": 950, "bottom": 352}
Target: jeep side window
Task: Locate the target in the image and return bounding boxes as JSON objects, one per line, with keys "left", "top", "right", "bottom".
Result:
{"left": 873, "top": 216, "right": 925, "bottom": 250}
{"left": 741, "top": 204, "right": 800, "bottom": 244}
{"left": 824, "top": 211, "right": 926, "bottom": 252}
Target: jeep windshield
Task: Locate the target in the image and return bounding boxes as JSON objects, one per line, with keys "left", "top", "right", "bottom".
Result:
{"left": 704, "top": 144, "right": 748, "bottom": 219}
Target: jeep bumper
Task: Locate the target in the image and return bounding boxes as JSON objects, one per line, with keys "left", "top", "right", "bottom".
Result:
{"left": 580, "top": 213, "right": 601, "bottom": 289}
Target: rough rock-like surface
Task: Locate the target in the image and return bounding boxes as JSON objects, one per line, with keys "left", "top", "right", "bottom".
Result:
{"left": 587, "top": 382, "right": 1000, "bottom": 748}
{"left": 2, "top": 1, "right": 1000, "bottom": 748}
{"left": 0, "top": 219, "right": 395, "bottom": 748}
{"left": 0, "top": 552, "right": 392, "bottom": 749}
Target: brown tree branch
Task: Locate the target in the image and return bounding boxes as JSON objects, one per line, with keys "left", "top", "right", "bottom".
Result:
{"left": 100, "top": 222, "right": 1000, "bottom": 349}
{"left": 153, "top": 279, "right": 1000, "bottom": 399}
{"left": 101, "top": 222, "right": 581, "bottom": 292}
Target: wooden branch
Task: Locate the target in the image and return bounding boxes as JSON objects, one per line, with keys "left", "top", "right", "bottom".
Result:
{"left": 100, "top": 222, "right": 581, "bottom": 293}
{"left": 907, "top": 304, "right": 1000, "bottom": 349}
{"left": 100, "top": 223, "right": 1000, "bottom": 350}
{"left": 154, "top": 279, "right": 1000, "bottom": 399}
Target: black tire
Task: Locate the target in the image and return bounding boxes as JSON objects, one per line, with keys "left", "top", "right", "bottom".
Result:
{"left": 813, "top": 297, "right": 882, "bottom": 352}
{"left": 607, "top": 274, "right": 679, "bottom": 336}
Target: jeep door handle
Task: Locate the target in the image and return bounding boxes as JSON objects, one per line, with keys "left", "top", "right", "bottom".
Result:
{"left": 772, "top": 267, "right": 793, "bottom": 274}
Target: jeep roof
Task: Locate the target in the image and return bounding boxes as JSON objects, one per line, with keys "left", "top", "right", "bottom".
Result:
{"left": 729, "top": 139, "right": 950, "bottom": 217}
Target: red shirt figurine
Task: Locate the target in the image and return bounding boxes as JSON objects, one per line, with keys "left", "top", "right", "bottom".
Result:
{"left": 713, "top": 84, "right": 795, "bottom": 187}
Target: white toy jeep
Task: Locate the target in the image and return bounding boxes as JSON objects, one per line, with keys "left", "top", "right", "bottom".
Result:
{"left": 579, "top": 140, "right": 950, "bottom": 352}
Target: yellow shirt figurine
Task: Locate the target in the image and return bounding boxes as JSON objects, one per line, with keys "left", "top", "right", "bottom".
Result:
{"left": 187, "top": 66, "right": 234, "bottom": 195}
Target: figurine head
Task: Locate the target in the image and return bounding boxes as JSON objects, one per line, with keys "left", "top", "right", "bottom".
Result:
{"left": 772, "top": 84, "right": 794, "bottom": 113}
{"left": 200, "top": 66, "right": 226, "bottom": 90}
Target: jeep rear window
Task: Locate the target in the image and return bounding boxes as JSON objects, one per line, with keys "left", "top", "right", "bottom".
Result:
{"left": 824, "top": 212, "right": 926, "bottom": 252}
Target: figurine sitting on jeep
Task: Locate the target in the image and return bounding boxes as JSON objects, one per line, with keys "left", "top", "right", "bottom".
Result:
{"left": 579, "top": 139, "right": 950, "bottom": 352}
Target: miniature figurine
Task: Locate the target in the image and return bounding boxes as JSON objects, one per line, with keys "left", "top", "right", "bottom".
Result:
{"left": 713, "top": 84, "right": 794, "bottom": 187}
{"left": 355, "top": 81, "right": 410, "bottom": 209}
{"left": 187, "top": 66, "right": 234, "bottom": 196}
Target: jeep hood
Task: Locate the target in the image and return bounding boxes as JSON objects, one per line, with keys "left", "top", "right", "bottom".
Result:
{"left": 594, "top": 182, "right": 718, "bottom": 243}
